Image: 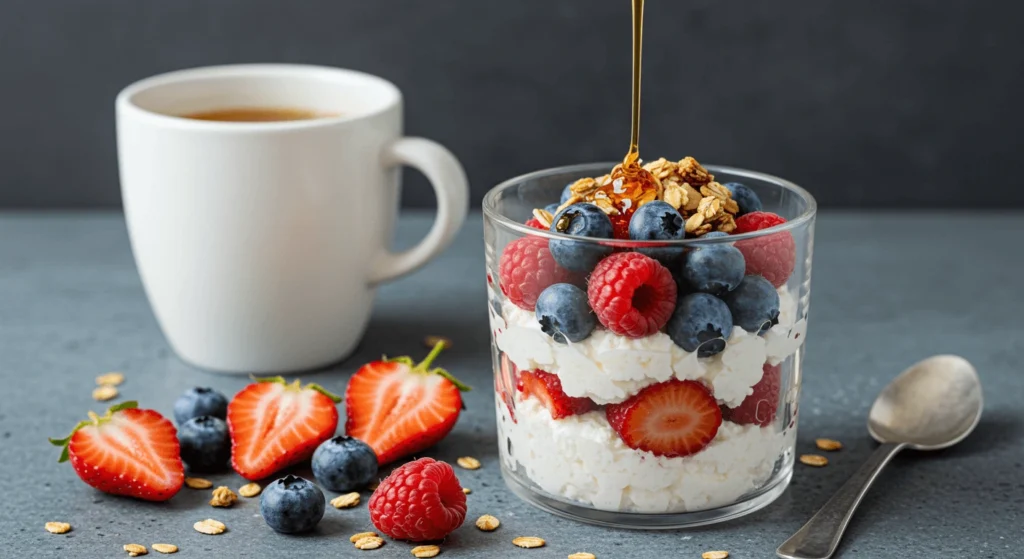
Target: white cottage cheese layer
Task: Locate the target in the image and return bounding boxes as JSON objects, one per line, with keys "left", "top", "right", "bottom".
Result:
{"left": 498, "top": 398, "right": 784, "bottom": 513}
{"left": 493, "top": 288, "right": 806, "bottom": 406}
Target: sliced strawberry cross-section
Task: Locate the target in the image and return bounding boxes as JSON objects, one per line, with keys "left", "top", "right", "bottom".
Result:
{"left": 517, "top": 369, "right": 594, "bottom": 419}
{"left": 605, "top": 379, "right": 722, "bottom": 458}
{"left": 49, "top": 401, "right": 184, "bottom": 501}
{"left": 228, "top": 377, "right": 341, "bottom": 481}
{"left": 345, "top": 342, "right": 471, "bottom": 466}
{"left": 723, "top": 363, "right": 782, "bottom": 427}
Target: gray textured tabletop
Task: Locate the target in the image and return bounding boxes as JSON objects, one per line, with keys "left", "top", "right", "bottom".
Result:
{"left": 1, "top": 211, "right": 1022, "bottom": 559}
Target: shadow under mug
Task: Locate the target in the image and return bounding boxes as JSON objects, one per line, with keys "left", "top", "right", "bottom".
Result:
{"left": 116, "top": 64, "right": 468, "bottom": 373}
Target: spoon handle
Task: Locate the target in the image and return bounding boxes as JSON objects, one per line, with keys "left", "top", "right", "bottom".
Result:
{"left": 777, "top": 442, "right": 906, "bottom": 559}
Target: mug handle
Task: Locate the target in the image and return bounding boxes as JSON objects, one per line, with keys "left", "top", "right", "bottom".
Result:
{"left": 368, "top": 137, "right": 469, "bottom": 287}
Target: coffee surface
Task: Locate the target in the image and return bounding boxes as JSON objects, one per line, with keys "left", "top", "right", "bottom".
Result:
{"left": 181, "top": 107, "right": 331, "bottom": 122}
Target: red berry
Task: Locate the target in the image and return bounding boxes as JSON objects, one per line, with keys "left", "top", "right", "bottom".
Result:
{"left": 605, "top": 379, "right": 722, "bottom": 457}
{"left": 524, "top": 218, "right": 547, "bottom": 229}
{"left": 517, "top": 369, "right": 594, "bottom": 419}
{"left": 587, "top": 252, "right": 677, "bottom": 338}
{"left": 724, "top": 363, "right": 781, "bottom": 427}
{"left": 732, "top": 211, "right": 796, "bottom": 288}
{"left": 499, "top": 237, "right": 573, "bottom": 310}
{"left": 368, "top": 458, "right": 467, "bottom": 542}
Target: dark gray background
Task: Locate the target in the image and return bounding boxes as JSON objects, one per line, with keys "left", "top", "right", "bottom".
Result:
{"left": 2, "top": 0, "right": 1022, "bottom": 209}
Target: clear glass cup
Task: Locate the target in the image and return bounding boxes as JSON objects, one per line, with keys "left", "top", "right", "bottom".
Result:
{"left": 482, "top": 162, "right": 816, "bottom": 528}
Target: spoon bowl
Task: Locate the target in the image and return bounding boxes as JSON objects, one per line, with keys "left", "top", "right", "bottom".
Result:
{"left": 868, "top": 354, "right": 983, "bottom": 450}
{"left": 778, "top": 354, "right": 983, "bottom": 559}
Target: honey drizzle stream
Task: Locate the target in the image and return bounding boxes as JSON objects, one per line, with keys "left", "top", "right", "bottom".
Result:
{"left": 624, "top": 0, "right": 644, "bottom": 171}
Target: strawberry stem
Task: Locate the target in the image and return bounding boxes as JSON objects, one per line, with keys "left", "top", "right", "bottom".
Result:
{"left": 414, "top": 341, "right": 447, "bottom": 372}
{"left": 48, "top": 401, "right": 139, "bottom": 463}
{"left": 249, "top": 375, "right": 341, "bottom": 403}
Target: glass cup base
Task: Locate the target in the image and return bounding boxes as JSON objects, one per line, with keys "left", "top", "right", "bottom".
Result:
{"left": 500, "top": 460, "right": 794, "bottom": 529}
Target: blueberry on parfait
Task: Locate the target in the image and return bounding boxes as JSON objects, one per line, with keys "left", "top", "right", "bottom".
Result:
{"left": 549, "top": 203, "right": 614, "bottom": 273}
{"left": 724, "top": 182, "right": 762, "bottom": 216}
{"left": 628, "top": 200, "right": 685, "bottom": 264}
{"left": 667, "top": 293, "right": 734, "bottom": 357}
{"left": 723, "top": 274, "right": 780, "bottom": 334}
{"left": 535, "top": 283, "right": 596, "bottom": 344}
{"left": 680, "top": 234, "right": 745, "bottom": 296}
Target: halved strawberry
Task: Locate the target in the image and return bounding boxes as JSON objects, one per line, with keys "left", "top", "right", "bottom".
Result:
{"left": 605, "top": 379, "right": 722, "bottom": 457}
{"left": 723, "top": 363, "right": 781, "bottom": 427}
{"left": 228, "top": 377, "right": 340, "bottom": 481}
{"left": 49, "top": 401, "right": 184, "bottom": 501}
{"left": 497, "top": 352, "right": 519, "bottom": 423}
{"left": 517, "top": 370, "right": 595, "bottom": 419}
{"left": 345, "top": 343, "right": 470, "bottom": 466}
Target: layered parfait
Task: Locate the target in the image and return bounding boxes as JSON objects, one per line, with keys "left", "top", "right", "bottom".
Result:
{"left": 487, "top": 156, "right": 810, "bottom": 517}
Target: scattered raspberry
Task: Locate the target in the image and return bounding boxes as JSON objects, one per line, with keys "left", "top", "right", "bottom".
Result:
{"left": 517, "top": 370, "right": 594, "bottom": 419}
{"left": 732, "top": 211, "right": 796, "bottom": 288}
{"left": 368, "top": 458, "right": 467, "bottom": 542}
{"left": 499, "top": 237, "right": 573, "bottom": 310}
{"left": 723, "top": 363, "right": 781, "bottom": 427}
{"left": 587, "top": 252, "right": 677, "bottom": 338}
{"left": 524, "top": 218, "right": 547, "bottom": 229}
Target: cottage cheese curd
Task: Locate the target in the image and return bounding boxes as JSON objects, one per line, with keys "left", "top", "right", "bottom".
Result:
{"left": 493, "top": 288, "right": 806, "bottom": 406}
{"left": 499, "top": 398, "right": 789, "bottom": 513}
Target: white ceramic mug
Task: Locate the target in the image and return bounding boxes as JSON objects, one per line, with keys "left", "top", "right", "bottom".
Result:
{"left": 116, "top": 64, "right": 468, "bottom": 373}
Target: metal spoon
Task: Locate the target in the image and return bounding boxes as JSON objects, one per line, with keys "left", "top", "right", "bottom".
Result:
{"left": 777, "top": 354, "right": 983, "bottom": 559}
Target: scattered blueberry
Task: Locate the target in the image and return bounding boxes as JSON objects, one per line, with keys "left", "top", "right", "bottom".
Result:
{"left": 311, "top": 436, "right": 378, "bottom": 493}
{"left": 666, "top": 293, "right": 734, "bottom": 357}
{"left": 725, "top": 182, "right": 762, "bottom": 216}
{"left": 723, "top": 275, "right": 780, "bottom": 334}
{"left": 535, "top": 283, "right": 596, "bottom": 343}
{"left": 628, "top": 201, "right": 685, "bottom": 263}
{"left": 549, "top": 203, "right": 614, "bottom": 273}
{"left": 680, "top": 238, "right": 745, "bottom": 296}
{"left": 260, "top": 475, "right": 326, "bottom": 534}
{"left": 177, "top": 416, "right": 230, "bottom": 472}
{"left": 173, "top": 387, "right": 228, "bottom": 425}
{"left": 560, "top": 183, "right": 574, "bottom": 204}
{"left": 544, "top": 203, "right": 560, "bottom": 215}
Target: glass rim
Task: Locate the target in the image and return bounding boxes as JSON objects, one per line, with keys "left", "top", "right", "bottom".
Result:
{"left": 482, "top": 161, "right": 817, "bottom": 245}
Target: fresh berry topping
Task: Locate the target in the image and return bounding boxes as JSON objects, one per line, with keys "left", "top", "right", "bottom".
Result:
{"left": 368, "top": 458, "right": 467, "bottom": 542}
{"left": 723, "top": 275, "right": 780, "bottom": 334}
{"left": 345, "top": 343, "right": 470, "bottom": 466}
{"left": 732, "top": 211, "right": 796, "bottom": 288}
{"left": 560, "top": 183, "right": 574, "bottom": 204}
{"left": 173, "top": 387, "right": 228, "bottom": 425}
{"left": 524, "top": 218, "right": 547, "bottom": 229}
{"left": 49, "top": 402, "right": 184, "bottom": 501}
{"left": 544, "top": 203, "right": 560, "bottom": 215}
{"left": 178, "top": 415, "right": 230, "bottom": 473}
{"left": 535, "top": 283, "right": 596, "bottom": 343}
{"left": 311, "top": 436, "right": 379, "bottom": 493}
{"left": 497, "top": 352, "right": 519, "bottom": 423}
{"left": 724, "top": 363, "right": 781, "bottom": 427}
{"left": 628, "top": 201, "right": 685, "bottom": 263}
{"left": 549, "top": 203, "right": 615, "bottom": 273}
{"left": 517, "top": 370, "right": 595, "bottom": 419}
{"left": 259, "top": 475, "right": 326, "bottom": 534}
{"left": 587, "top": 252, "right": 677, "bottom": 338}
{"left": 605, "top": 379, "right": 722, "bottom": 458}
{"left": 680, "top": 237, "right": 746, "bottom": 296}
{"left": 228, "top": 377, "right": 340, "bottom": 480}
{"left": 724, "top": 182, "right": 763, "bottom": 216}
{"left": 666, "top": 293, "right": 733, "bottom": 357}
{"left": 499, "top": 237, "right": 573, "bottom": 310}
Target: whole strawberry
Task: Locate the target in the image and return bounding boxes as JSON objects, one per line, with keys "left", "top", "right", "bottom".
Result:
{"left": 49, "top": 401, "right": 184, "bottom": 501}
{"left": 368, "top": 457, "right": 467, "bottom": 541}
{"left": 345, "top": 342, "right": 470, "bottom": 465}
{"left": 228, "top": 377, "right": 340, "bottom": 481}
{"left": 732, "top": 211, "right": 796, "bottom": 288}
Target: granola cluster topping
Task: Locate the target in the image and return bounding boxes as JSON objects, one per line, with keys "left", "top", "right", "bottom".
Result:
{"left": 544, "top": 156, "right": 739, "bottom": 237}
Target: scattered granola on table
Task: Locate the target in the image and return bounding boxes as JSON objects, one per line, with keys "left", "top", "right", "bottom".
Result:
{"left": 209, "top": 486, "right": 237, "bottom": 507}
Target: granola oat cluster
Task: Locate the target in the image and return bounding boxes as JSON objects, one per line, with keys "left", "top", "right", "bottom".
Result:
{"left": 532, "top": 156, "right": 739, "bottom": 237}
